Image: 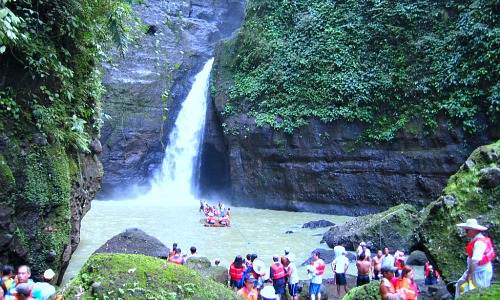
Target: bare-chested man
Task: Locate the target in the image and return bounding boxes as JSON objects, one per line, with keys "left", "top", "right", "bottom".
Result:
{"left": 356, "top": 252, "right": 371, "bottom": 287}
{"left": 372, "top": 250, "right": 383, "bottom": 279}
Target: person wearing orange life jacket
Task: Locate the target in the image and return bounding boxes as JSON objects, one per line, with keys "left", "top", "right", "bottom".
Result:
{"left": 269, "top": 256, "right": 286, "bottom": 299}
{"left": 168, "top": 248, "right": 185, "bottom": 265}
{"left": 308, "top": 251, "right": 326, "bottom": 300}
{"left": 237, "top": 275, "right": 258, "bottom": 300}
{"left": 229, "top": 256, "right": 246, "bottom": 290}
{"left": 455, "top": 218, "right": 496, "bottom": 298}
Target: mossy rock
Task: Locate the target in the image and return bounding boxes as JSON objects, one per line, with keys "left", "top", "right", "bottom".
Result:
{"left": 343, "top": 281, "right": 380, "bottom": 300}
{"left": 458, "top": 284, "right": 500, "bottom": 299}
{"left": 418, "top": 141, "right": 500, "bottom": 280}
{"left": 61, "top": 253, "right": 237, "bottom": 299}
{"left": 323, "top": 204, "right": 419, "bottom": 252}
{"left": 185, "top": 256, "right": 229, "bottom": 285}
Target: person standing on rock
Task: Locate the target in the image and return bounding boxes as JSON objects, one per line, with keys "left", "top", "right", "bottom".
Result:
{"left": 308, "top": 251, "right": 326, "bottom": 300}
{"left": 229, "top": 255, "right": 246, "bottom": 290}
{"left": 455, "top": 218, "right": 496, "bottom": 298}
{"left": 331, "top": 250, "right": 349, "bottom": 298}
{"left": 285, "top": 253, "right": 299, "bottom": 300}
{"left": 372, "top": 250, "right": 383, "bottom": 280}
{"left": 356, "top": 252, "right": 371, "bottom": 287}
{"left": 269, "top": 256, "right": 286, "bottom": 300}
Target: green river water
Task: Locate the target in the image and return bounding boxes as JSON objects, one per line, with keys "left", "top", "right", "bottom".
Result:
{"left": 63, "top": 199, "right": 425, "bottom": 284}
{"left": 63, "top": 199, "right": 352, "bottom": 283}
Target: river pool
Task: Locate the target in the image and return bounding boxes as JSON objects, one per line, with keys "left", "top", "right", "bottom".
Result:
{"left": 63, "top": 199, "right": 353, "bottom": 284}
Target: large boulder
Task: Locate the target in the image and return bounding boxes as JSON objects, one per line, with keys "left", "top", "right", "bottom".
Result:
{"left": 417, "top": 141, "right": 500, "bottom": 281}
{"left": 61, "top": 253, "right": 237, "bottom": 299}
{"left": 94, "top": 228, "right": 169, "bottom": 258}
{"left": 322, "top": 204, "right": 419, "bottom": 252}
{"left": 185, "top": 256, "right": 229, "bottom": 285}
{"left": 406, "top": 250, "right": 428, "bottom": 266}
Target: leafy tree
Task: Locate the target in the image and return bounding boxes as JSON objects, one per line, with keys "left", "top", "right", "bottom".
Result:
{"left": 221, "top": 0, "right": 499, "bottom": 141}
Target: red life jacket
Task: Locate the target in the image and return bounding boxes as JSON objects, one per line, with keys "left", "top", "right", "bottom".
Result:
{"left": 314, "top": 259, "right": 326, "bottom": 275}
{"left": 466, "top": 237, "right": 496, "bottom": 265}
{"left": 229, "top": 263, "right": 245, "bottom": 281}
{"left": 271, "top": 263, "right": 286, "bottom": 280}
{"left": 169, "top": 255, "right": 184, "bottom": 265}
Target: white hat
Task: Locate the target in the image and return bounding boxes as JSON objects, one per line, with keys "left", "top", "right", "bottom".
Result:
{"left": 252, "top": 259, "right": 267, "bottom": 276}
{"left": 360, "top": 241, "right": 367, "bottom": 246}
{"left": 43, "top": 269, "right": 55, "bottom": 280}
{"left": 260, "top": 285, "right": 277, "bottom": 299}
{"left": 456, "top": 219, "right": 488, "bottom": 231}
{"left": 286, "top": 253, "right": 296, "bottom": 262}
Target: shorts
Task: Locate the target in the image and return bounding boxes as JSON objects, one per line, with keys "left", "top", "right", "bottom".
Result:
{"left": 230, "top": 279, "right": 243, "bottom": 289}
{"left": 357, "top": 274, "right": 370, "bottom": 287}
{"left": 309, "top": 283, "right": 321, "bottom": 295}
{"left": 373, "top": 270, "right": 380, "bottom": 280}
{"left": 273, "top": 278, "right": 286, "bottom": 295}
{"left": 335, "top": 273, "right": 347, "bottom": 285}
{"left": 288, "top": 282, "right": 299, "bottom": 296}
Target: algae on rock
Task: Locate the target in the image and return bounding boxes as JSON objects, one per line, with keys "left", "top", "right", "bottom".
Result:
{"left": 62, "top": 253, "right": 237, "bottom": 299}
{"left": 418, "top": 140, "right": 500, "bottom": 281}
{"left": 323, "top": 204, "right": 419, "bottom": 252}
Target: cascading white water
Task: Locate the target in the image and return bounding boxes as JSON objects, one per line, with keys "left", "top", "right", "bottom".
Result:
{"left": 147, "top": 58, "right": 214, "bottom": 203}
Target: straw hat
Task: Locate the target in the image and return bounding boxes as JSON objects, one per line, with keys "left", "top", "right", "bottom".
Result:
{"left": 456, "top": 219, "right": 488, "bottom": 231}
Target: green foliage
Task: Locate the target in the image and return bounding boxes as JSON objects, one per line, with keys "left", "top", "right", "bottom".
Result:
{"left": 61, "top": 253, "right": 238, "bottom": 299}
{"left": 418, "top": 140, "right": 500, "bottom": 280}
{"left": 0, "top": 0, "right": 140, "bottom": 152}
{"left": 218, "top": 0, "right": 499, "bottom": 140}
{"left": 0, "top": 0, "right": 26, "bottom": 53}
{"left": 344, "top": 281, "right": 381, "bottom": 300}
{"left": 458, "top": 285, "right": 500, "bottom": 299}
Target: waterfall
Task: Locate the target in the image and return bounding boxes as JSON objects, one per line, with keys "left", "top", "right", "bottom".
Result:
{"left": 147, "top": 58, "right": 214, "bottom": 203}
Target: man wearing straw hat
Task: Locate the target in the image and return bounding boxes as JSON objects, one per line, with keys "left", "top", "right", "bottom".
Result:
{"left": 455, "top": 218, "right": 496, "bottom": 297}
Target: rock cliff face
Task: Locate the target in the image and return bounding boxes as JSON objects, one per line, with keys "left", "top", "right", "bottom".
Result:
{"left": 0, "top": 136, "right": 102, "bottom": 283}
{"left": 200, "top": 46, "right": 498, "bottom": 215}
{"left": 99, "top": 0, "right": 246, "bottom": 198}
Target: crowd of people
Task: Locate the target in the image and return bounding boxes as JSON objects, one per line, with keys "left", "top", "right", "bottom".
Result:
{"left": 227, "top": 248, "right": 309, "bottom": 300}
{"left": 331, "top": 242, "right": 422, "bottom": 299}
{"left": 0, "top": 265, "right": 57, "bottom": 300}
{"left": 200, "top": 201, "right": 231, "bottom": 226}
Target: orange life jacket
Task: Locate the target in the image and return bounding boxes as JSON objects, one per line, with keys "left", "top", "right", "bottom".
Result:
{"left": 229, "top": 263, "right": 245, "bottom": 280}
{"left": 271, "top": 263, "right": 286, "bottom": 280}
{"left": 237, "top": 287, "right": 258, "bottom": 300}
{"left": 169, "top": 255, "right": 184, "bottom": 265}
{"left": 314, "top": 259, "right": 326, "bottom": 275}
{"left": 466, "top": 237, "right": 496, "bottom": 265}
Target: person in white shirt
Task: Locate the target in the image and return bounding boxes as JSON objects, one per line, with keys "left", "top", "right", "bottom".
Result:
{"left": 285, "top": 253, "right": 299, "bottom": 300}
{"left": 333, "top": 244, "right": 346, "bottom": 259}
{"left": 331, "top": 250, "right": 350, "bottom": 298}
{"left": 381, "top": 247, "right": 395, "bottom": 269}
{"left": 455, "top": 219, "right": 495, "bottom": 298}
